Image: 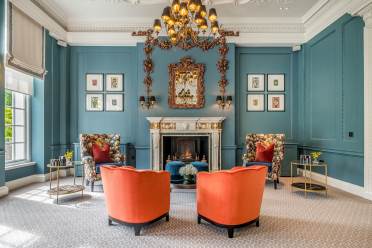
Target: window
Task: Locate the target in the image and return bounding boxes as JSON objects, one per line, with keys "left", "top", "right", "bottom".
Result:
{"left": 5, "top": 89, "right": 30, "bottom": 165}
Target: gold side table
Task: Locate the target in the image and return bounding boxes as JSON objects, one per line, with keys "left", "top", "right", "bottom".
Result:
{"left": 47, "top": 161, "right": 85, "bottom": 204}
{"left": 290, "top": 160, "right": 328, "bottom": 197}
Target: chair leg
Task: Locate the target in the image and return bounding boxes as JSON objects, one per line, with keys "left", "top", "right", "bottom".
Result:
{"left": 277, "top": 177, "right": 280, "bottom": 184}
{"left": 256, "top": 219, "right": 260, "bottom": 227}
{"left": 86, "top": 180, "right": 90, "bottom": 186}
{"left": 165, "top": 214, "right": 169, "bottom": 222}
{"left": 134, "top": 226, "right": 141, "bottom": 236}
{"left": 197, "top": 215, "right": 201, "bottom": 224}
{"left": 227, "top": 228, "right": 234, "bottom": 238}
{"left": 91, "top": 181, "right": 94, "bottom": 192}
{"left": 108, "top": 218, "right": 112, "bottom": 226}
{"left": 274, "top": 180, "right": 277, "bottom": 189}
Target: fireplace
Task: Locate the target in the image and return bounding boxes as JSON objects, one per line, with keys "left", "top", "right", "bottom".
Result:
{"left": 162, "top": 135, "right": 209, "bottom": 167}
{"left": 146, "top": 117, "right": 225, "bottom": 171}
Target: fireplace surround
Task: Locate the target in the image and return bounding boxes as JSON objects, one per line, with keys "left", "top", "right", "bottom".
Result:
{"left": 146, "top": 117, "right": 226, "bottom": 171}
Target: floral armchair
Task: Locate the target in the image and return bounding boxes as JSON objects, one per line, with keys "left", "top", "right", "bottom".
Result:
{"left": 80, "top": 134, "right": 125, "bottom": 191}
{"left": 245, "top": 134, "right": 285, "bottom": 189}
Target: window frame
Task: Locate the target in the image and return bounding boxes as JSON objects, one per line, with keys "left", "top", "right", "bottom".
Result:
{"left": 5, "top": 90, "right": 31, "bottom": 166}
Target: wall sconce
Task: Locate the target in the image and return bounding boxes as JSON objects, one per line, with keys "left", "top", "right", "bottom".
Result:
{"left": 216, "top": 95, "right": 232, "bottom": 109}
{"left": 139, "top": 95, "right": 157, "bottom": 109}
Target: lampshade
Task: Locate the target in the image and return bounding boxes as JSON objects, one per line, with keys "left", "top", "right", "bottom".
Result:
{"left": 150, "top": 96, "right": 156, "bottom": 103}
{"left": 211, "top": 21, "right": 219, "bottom": 33}
{"left": 188, "top": 0, "right": 197, "bottom": 12}
{"left": 208, "top": 8, "right": 217, "bottom": 22}
{"left": 226, "top": 95, "right": 233, "bottom": 102}
{"left": 162, "top": 7, "right": 171, "bottom": 21}
{"left": 179, "top": 2, "right": 188, "bottom": 16}
{"left": 195, "top": 12, "right": 203, "bottom": 25}
{"left": 153, "top": 19, "right": 161, "bottom": 32}
{"left": 171, "top": 0, "right": 180, "bottom": 13}
{"left": 216, "top": 95, "right": 222, "bottom": 102}
{"left": 200, "top": 19, "right": 208, "bottom": 30}
{"left": 199, "top": 5, "right": 207, "bottom": 17}
{"left": 139, "top": 96, "right": 146, "bottom": 102}
{"left": 195, "top": 0, "right": 202, "bottom": 12}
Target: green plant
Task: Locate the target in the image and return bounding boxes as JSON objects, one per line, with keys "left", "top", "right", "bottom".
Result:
{"left": 310, "top": 151, "right": 322, "bottom": 161}
{"left": 64, "top": 150, "right": 73, "bottom": 161}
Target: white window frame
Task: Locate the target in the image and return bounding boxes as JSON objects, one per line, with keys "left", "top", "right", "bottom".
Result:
{"left": 5, "top": 90, "right": 31, "bottom": 167}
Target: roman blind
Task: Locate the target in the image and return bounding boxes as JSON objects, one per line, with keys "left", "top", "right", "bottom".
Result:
{"left": 5, "top": 68, "right": 33, "bottom": 95}
{"left": 7, "top": 3, "right": 45, "bottom": 79}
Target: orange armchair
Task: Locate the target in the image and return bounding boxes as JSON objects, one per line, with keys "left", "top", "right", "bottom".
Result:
{"left": 197, "top": 166, "right": 267, "bottom": 238}
{"left": 101, "top": 166, "right": 170, "bottom": 236}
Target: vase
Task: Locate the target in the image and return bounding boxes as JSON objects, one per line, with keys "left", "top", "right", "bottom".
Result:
{"left": 183, "top": 175, "right": 195, "bottom": 184}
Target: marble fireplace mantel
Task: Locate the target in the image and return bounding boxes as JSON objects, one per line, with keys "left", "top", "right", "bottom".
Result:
{"left": 146, "top": 117, "right": 226, "bottom": 171}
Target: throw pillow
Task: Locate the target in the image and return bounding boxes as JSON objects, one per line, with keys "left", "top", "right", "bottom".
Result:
{"left": 92, "top": 143, "right": 113, "bottom": 163}
{"left": 255, "top": 142, "right": 275, "bottom": 162}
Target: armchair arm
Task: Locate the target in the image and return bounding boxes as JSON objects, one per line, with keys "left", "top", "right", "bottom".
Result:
{"left": 82, "top": 156, "right": 100, "bottom": 181}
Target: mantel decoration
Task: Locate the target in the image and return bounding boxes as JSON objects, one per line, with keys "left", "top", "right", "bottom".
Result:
{"left": 169, "top": 57, "right": 205, "bottom": 108}
{"left": 132, "top": 0, "right": 239, "bottom": 110}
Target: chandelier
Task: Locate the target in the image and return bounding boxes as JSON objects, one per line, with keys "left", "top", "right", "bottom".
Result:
{"left": 152, "top": 0, "right": 221, "bottom": 45}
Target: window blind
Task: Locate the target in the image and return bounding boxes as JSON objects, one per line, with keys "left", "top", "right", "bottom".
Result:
{"left": 5, "top": 68, "right": 33, "bottom": 95}
{"left": 6, "top": 3, "right": 45, "bottom": 79}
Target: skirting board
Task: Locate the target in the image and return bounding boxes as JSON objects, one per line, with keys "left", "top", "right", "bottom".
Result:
{"left": 5, "top": 168, "right": 75, "bottom": 192}
{"left": 0, "top": 186, "right": 9, "bottom": 198}
{"left": 298, "top": 169, "right": 372, "bottom": 201}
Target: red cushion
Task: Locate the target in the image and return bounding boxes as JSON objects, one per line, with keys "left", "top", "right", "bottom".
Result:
{"left": 255, "top": 142, "right": 275, "bottom": 162}
{"left": 92, "top": 143, "right": 113, "bottom": 163}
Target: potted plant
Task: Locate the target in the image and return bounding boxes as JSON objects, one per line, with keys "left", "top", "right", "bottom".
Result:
{"left": 64, "top": 150, "right": 73, "bottom": 165}
{"left": 179, "top": 164, "right": 198, "bottom": 184}
{"left": 310, "top": 151, "right": 322, "bottom": 164}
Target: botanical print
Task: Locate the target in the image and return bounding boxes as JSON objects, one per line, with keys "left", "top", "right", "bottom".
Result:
{"left": 247, "top": 74, "right": 265, "bottom": 91}
{"left": 86, "top": 94, "right": 103, "bottom": 111}
{"left": 86, "top": 74, "right": 103, "bottom": 91}
{"left": 106, "top": 74, "right": 124, "bottom": 92}
{"left": 268, "top": 74, "right": 285, "bottom": 92}
{"left": 105, "top": 94, "right": 123, "bottom": 111}
{"left": 268, "top": 94, "right": 285, "bottom": 111}
{"left": 247, "top": 94, "right": 264, "bottom": 111}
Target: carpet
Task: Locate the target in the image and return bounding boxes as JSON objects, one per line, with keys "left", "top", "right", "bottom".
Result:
{"left": 0, "top": 178, "right": 371, "bottom": 248}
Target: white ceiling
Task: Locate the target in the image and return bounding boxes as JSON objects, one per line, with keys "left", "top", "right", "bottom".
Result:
{"left": 33, "top": 0, "right": 321, "bottom": 31}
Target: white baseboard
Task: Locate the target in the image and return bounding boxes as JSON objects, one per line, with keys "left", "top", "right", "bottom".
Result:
{"left": 5, "top": 169, "right": 75, "bottom": 192}
{"left": 298, "top": 169, "right": 372, "bottom": 201}
{"left": 0, "top": 186, "right": 9, "bottom": 198}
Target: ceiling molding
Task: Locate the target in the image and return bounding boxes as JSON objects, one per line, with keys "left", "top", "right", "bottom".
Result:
{"left": 30, "top": 0, "right": 67, "bottom": 29}
{"left": 9, "top": 0, "right": 66, "bottom": 41}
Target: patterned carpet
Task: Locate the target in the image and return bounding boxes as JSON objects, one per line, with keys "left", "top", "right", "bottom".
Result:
{"left": 0, "top": 178, "right": 371, "bottom": 248}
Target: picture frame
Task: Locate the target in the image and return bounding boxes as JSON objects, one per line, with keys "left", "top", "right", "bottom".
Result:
{"left": 247, "top": 94, "right": 265, "bottom": 112}
{"left": 268, "top": 74, "right": 285, "bottom": 92}
{"left": 168, "top": 57, "right": 205, "bottom": 109}
{"left": 86, "top": 74, "right": 103, "bottom": 92}
{"left": 86, "top": 94, "right": 104, "bottom": 111}
{"left": 105, "top": 93, "right": 124, "bottom": 112}
{"left": 267, "top": 94, "right": 285, "bottom": 112}
{"left": 247, "top": 74, "right": 265, "bottom": 92}
{"left": 106, "top": 74, "right": 124, "bottom": 92}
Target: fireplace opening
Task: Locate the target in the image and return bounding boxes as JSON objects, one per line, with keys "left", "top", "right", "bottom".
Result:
{"left": 162, "top": 135, "right": 209, "bottom": 167}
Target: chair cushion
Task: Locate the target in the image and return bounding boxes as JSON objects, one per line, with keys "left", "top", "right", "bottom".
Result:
{"left": 191, "top": 161, "right": 209, "bottom": 172}
{"left": 255, "top": 142, "right": 275, "bottom": 162}
{"left": 96, "top": 162, "right": 126, "bottom": 174}
{"left": 92, "top": 143, "right": 113, "bottom": 163}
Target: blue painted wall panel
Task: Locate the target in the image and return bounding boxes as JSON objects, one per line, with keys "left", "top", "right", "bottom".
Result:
{"left": 0, "top": 0, "right": 5, "bottom": 186}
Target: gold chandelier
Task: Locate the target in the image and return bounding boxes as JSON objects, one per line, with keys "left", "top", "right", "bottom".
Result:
{"left": 152, "top": 0, "right": 220, "bottom": 44}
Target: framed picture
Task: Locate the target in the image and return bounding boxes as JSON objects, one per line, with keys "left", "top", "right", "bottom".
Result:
{"left": 247, "top": 74, "right": 265, "bottom": 92}
{"left": 268, "top": 74, "right": 285, "bottom": 92}
{"left": 86, "top": 74, "right": 103, "bottom": 91}
{"left": 105, "top": 94, "right": 124, "bottom": 112}
{"left": 106, "top": 74, "right": 124, "bottom": 92}
{"left": 247, "top": 94, "right": 265, "bottom": 112}
{"left": 86, "top": 94, "right": 103, "bottom": 111}
{"left": 168, "top": 57, "right": 205, "bottom": 109}
{"left": 267, "top": 94, "right": 285, "bottom": 112}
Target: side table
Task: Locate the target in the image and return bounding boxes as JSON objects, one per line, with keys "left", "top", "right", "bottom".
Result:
{"left": 290, "top": 160, "right": 328, "bottom": 197}
{"left": 47, "top": 161, "right": 85, "bottom": 204}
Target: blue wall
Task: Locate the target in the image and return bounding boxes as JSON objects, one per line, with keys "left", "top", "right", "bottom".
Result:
{"left": 299, "top": 14, "right": 364, "bottom": 186}
{"left": 235, "top": 47, "right": 299, "bottom": 175}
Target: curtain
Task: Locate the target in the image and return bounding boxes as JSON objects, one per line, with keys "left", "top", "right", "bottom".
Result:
{"left": 6, "top": 3, "right": 45, "bottom": 79}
